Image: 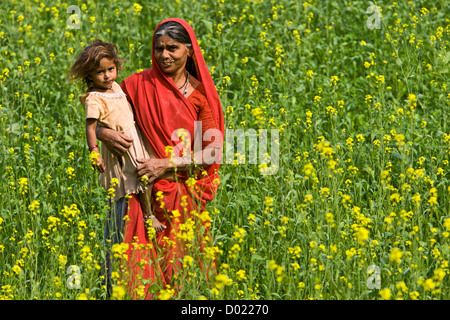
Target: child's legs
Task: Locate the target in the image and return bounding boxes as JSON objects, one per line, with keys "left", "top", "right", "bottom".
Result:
{"left": 102, "top": 197, "right": 127, "bottom": 296}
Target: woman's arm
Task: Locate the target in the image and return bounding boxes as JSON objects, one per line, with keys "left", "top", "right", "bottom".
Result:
{"left": 86, "top": 119, "right": 105, "bottom": 173}
{"left": 189, "top": 146, "right": 219, "bottom": 167}
{"left": 136, "top": 146, "right": 220, "bottom": 183}
{"left": 96, "top": 125, "right": 134, "bottom": 157}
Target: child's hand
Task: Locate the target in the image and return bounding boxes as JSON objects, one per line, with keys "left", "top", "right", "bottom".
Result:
{"left": 95, "top": 156, "right": 106, "bottom": 173}
{"left": 89, "top": 151, "right": 105, "bottom": 173}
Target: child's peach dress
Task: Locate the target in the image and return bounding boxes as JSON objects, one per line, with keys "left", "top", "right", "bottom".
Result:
{"left": 79, "top": 81, "right": 154, "bottom": 200}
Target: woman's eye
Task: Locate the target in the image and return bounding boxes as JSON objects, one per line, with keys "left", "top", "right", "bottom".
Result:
{"left": 155, "top": 46, "right": 177, "bottom": 52}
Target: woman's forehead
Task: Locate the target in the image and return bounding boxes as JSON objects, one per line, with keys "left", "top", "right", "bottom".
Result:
{"left": 155, "top": 35, "right": 182, "bottom": 46}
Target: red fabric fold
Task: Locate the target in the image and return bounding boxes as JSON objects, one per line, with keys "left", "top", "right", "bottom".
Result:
{"left": 118, "top": 18, "right": 224, "bottom": 299}
{"left": 122, "top": 195, "right": 165, "bottom": 300}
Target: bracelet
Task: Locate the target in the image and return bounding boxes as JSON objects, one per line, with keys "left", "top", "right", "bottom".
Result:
{"left": 89, "top": 145, "right": 98, "bottom": 151}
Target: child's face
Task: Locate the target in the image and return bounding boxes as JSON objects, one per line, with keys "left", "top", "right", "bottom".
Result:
{"left": 89, "top": 58, "right": 117, "bottom": 90}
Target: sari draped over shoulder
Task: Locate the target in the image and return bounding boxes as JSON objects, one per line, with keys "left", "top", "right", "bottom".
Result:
{"left": 116, "top": 18, "right": 224, "bottom": 299}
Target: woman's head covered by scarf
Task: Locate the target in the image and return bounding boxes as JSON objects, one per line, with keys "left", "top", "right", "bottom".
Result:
{"left": 151, "top": 18, "right": 224, "bottom": 197}
{"left": 152, "top": 20, "right": 197, "bottom": 79}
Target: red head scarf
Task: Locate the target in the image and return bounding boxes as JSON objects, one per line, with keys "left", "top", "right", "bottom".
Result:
{"left": 120, "top": 18, "right": 224, "bottom": 203}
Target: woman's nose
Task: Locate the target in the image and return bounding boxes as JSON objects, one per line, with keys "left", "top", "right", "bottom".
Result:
{"left": 161, "top": 49, "right": 171, "bottom": 59}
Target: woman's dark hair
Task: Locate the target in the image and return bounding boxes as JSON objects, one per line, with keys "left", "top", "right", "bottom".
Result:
{"left": 154, "top": 21, "right": 197, "bottom": 78}
{"left": 69, "top": 39, "right": 125, "bottom": 89}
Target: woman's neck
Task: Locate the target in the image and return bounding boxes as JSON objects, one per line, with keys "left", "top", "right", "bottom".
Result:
{"left": 170, "top": 69, "right": 188, "bottom": 87}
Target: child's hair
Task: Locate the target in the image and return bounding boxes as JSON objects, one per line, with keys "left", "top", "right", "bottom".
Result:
{"left": 69, "top": 39, "right": 125, "bottom": 89}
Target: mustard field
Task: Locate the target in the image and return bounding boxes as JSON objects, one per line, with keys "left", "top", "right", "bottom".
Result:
{"left": 1, "top": 0, "right": 450, "bottom": 300}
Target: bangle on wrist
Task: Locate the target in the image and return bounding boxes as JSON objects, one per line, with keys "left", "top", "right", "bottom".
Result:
{"left": 89, "top": 145, "right": 98, "bottom": 152}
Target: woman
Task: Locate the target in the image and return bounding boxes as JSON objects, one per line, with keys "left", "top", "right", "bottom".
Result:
{"left": 98, "top": 18, "right": 224, "bottom": 299}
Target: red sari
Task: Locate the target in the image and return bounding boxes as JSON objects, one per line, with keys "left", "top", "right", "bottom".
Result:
{"left": 118, "top": 18, "right": 224, "bottom": 299}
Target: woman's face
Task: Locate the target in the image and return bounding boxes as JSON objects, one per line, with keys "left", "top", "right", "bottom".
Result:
{"left": 154, "top": 35, "right": 192, "bottom": 76}
{"left": 89, "top": 57, "right": 117, "bottom": 90}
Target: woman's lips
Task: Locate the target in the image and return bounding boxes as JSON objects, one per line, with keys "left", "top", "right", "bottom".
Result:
{"left": 160, "top": 60, "right": 174, "bottom": 68}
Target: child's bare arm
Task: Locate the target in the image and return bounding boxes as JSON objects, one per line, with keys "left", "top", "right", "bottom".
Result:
{"left": 86, "top": 118, "right": 105, "bottom": 173}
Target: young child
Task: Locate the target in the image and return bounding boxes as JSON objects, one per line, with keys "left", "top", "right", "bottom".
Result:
{"left": 69, "top": 39, "right": 165, "bottom": 232}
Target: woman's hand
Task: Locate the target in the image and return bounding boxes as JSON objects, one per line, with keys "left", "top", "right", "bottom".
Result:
{"left": 98, "top": 127, "right": 133, "bottom": 157}
{"left": 136, "top": 158, "right": 172, "bottom": 184}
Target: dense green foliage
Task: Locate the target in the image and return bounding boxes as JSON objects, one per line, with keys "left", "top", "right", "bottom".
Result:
{"left": 1, "top": 0, "right": 450, "bottom": 300}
